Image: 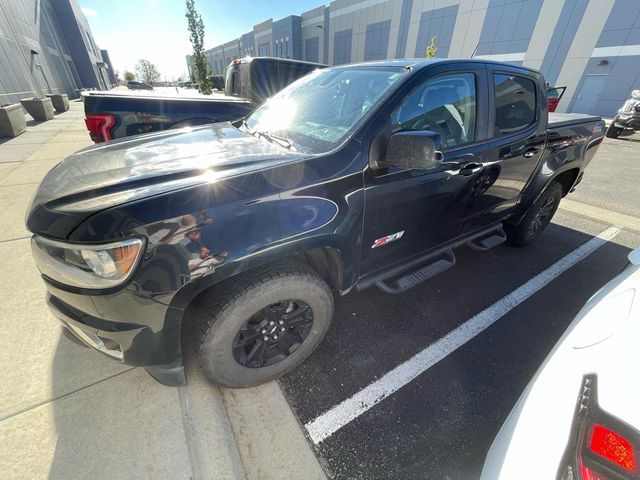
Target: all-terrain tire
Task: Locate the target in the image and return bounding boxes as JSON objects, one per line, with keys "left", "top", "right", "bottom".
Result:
{"left": 506, "top": 181, "right": 563, "bottom": 247}
{"left": 605, "top": 124, "right": 622, "bottom": 138}
{"left": 194, "top": 261, "right": 333, "bottom": 388}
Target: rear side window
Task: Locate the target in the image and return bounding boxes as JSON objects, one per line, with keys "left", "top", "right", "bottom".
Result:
{"left": 494, "top": 74, "right": 536, "bottom": 135}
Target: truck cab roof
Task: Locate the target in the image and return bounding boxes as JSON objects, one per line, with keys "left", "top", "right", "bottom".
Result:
{"left": 336, "top": 58, "right": 542, "bottom": 75}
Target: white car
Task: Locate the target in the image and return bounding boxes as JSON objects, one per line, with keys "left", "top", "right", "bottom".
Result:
{"left": 482, "top": 247, "right": 640, "bottom": 480}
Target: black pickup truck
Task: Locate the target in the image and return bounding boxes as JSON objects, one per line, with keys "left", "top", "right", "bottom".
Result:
{"left": 27, "top": 59, "right": 604, "bottom": 388}
{"left": 84, "top": 57, "right": 325, "bottom": 143}
{"left": 83, "top": 91, "right": 255, "bottom": 142}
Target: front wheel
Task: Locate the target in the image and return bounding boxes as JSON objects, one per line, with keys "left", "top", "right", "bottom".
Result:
{"left": 606, "top": 123, "right": 623, "bottom": 138}
{"left": 194, "top": 261, "right": 333, "bottom": 388}
{"left": 506, "top": 181, "right": 562, "bottom": 247}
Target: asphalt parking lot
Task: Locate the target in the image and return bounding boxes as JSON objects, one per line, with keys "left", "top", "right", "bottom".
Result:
{"left": 1, "top": 102, "right": 638, "bottom": 480}
{"left": 279, "top": 135, "right": 640, "bottom": 479}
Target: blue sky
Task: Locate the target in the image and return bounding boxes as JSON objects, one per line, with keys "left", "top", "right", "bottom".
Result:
{"left": 80, "top": 0, "right": 324, "bottom": 79}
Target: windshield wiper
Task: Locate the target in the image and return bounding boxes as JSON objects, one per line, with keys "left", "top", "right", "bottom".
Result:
{"left": 240, "top": 119, "right": 296, "bottom": 151}
{"left": 253, "top": 130, "right": 296, "bottom": 151}
{"left": 239, "top": 118, "right": 251, "bottom": 131}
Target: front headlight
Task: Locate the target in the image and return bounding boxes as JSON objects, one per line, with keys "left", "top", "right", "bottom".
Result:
{"left": 31, "top": 236, "right": 145, "bottom": 289}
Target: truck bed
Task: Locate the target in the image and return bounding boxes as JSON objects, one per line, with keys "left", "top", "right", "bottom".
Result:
{"left": 83, "top": 90, "right": 255, "bottom": 142}
{"left": 548, "top": 112, "right": 601, "bottom": 128}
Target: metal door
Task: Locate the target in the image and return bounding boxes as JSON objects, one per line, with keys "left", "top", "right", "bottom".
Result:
{"left": 571, "top": 75, "right": 608, "bottom": 114}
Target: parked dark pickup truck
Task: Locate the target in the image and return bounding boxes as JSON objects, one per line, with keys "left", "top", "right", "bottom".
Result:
{"left": 27, "top": 59, "right": 604, "bottom": 388}
{"left": 84, "top": 56, "right": 325, "bottom": 143}
{"left": 83, "top": 92, "right": 255, "bottom": 142}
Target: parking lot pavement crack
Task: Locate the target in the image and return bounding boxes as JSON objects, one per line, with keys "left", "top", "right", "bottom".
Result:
{"left": 0, "top": 367, "right": 135, "bottom": 423}
{"left": 0, "top": 235, "right": 30, "bottom": 245}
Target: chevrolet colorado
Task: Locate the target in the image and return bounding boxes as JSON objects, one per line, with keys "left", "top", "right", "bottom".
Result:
{"left": 26, "top": 59, "right": 605, "bottom": 388}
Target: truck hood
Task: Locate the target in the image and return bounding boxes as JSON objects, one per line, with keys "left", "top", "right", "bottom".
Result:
{"left": 26, "top": 123, "right": 308, "bottom": 236}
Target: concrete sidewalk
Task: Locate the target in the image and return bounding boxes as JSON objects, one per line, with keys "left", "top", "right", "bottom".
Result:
{"left": 0, "top": 103, "right": 325, "bottom": 480}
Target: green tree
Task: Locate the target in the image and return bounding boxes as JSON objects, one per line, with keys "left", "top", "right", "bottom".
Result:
{"left": 135, "top": 59, "right": 161, "bottom": 85}
{"left": 185, "top": 0, "right": 212, "bottom": 95}
{"left": 124, "top": 70, "right": 135, "bottom": 82}
{"left": 426, "top": 36, "right": 438, "bottom": 59}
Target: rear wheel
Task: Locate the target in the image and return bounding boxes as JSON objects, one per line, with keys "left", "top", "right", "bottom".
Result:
{"left": 194, "top": 261, "right": 333, "bottom": 387}
{"left": 606, "top": 123, "right": 623, "bottom": 138}
{"left": 506, "top": 181, "right": 562, "bottom": 247}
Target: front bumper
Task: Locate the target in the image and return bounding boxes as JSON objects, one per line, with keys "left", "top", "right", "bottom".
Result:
{"left": 46, "top": 281, "right": 187, "bottom": 386}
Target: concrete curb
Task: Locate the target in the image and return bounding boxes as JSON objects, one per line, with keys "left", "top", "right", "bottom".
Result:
{"left": 179, "top": 355, "right": 327, "bottom": 480}
{"left": 222, "top": 381, "right": 327, "bottom": 480}
{"left": 179, "top": 357, "right": 247, "bottom": 480}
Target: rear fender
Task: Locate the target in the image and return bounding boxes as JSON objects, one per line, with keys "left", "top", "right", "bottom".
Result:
{"left": 510, "top": 123, "right": 603, "bottom": 224}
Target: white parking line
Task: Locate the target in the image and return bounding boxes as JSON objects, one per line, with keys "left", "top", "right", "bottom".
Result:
{"left": 305, "top": 226, "right": 622, "bottom": 444}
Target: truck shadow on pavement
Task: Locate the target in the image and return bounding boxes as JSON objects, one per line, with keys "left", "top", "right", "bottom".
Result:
{"left": 280, "top": 223, "right": 634, "bottom": 480}
{"left": 46, "top": 338, "right": 192, "bottom": 478}
{"left": 43, "top": 223, "right": 633, "bottom": 480}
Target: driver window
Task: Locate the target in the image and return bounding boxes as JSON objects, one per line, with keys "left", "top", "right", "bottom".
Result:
{"left": 392, "top": 72, "right": 477, "bottom": 149}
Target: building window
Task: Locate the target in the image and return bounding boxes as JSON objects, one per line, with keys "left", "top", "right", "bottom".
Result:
{"left": 333, "top": 29, "right": 352, "bottom": 65}
{"left": 364, "top": 20, "right": 391, "bottom": 61}
{"left": 305, "top": 37, "right": 320, "bottom": 63}
{"left": 258, "top": 42, "right": 270, "bottom": 56}
{"left": 413, "top": 5, "right": 459, "bottom": 58}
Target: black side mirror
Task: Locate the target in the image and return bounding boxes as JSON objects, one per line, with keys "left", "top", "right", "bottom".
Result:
{"left": 384, "top": 131, "right": 444, "bottom": 170}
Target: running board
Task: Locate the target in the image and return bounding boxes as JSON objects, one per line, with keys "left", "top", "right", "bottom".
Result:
{"left": 375, "top": 250, "right": 456, "bottom": 294}
{"left": 465, "top": 228, "right": 506, "bottom": 251}
{"left": 356, "top": 223, "right": 504, "bottom": 294}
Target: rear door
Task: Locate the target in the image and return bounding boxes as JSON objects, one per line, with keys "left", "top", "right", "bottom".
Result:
{"left": 461, "top": 66, "right": 547, "bottom": 231}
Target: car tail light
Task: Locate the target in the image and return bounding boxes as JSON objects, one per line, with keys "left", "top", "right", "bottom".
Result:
{"left": 558, "top": 375, "right": 640, "bottom": 480}
{"left": 84, "top": 114, "right": 115, "bottom": 143}
{"left": 548, "top": 98, "right": 560, "bottom": 112}
{"left": 589, "top": 425, "right": 636, "bottom": 472}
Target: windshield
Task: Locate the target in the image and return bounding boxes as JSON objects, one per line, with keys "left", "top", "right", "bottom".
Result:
{"left": 245, "top": 66, "right": 407, "bottom": 154}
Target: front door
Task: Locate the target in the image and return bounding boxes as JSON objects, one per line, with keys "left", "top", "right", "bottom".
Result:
{"left": 360, "top": 67, "right": 487, "bottom": 275}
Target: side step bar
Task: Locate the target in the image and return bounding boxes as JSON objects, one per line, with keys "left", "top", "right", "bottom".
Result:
{"left": 376, "top": 250, "right": 456, "bottom": 294}
{"left": 356, "top": 224, "right": 507, "bottom": 295}
{"left": 465, "top": 228, "right": 506, "bottom": 251}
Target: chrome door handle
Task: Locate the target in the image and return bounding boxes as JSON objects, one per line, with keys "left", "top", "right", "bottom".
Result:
{"left": 459, "top": 162, "right": 483, "bottom": 176}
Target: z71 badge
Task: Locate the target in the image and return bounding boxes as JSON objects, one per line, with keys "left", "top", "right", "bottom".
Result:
{"left": 371, "top": 231, "right": 405, "bottom": 249}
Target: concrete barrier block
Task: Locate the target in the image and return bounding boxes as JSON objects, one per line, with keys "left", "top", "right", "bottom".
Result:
{"left": 20, "top": 97, "right": 55, "bottom": 122}
{"left": 0, "top": 103, "right": 27, "bottom": 138}
{"left": 45, "top": 94, "right": 70, "bottom": 113}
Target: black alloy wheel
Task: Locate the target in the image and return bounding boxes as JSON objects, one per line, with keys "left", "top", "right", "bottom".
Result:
{"left": 194, "top": 260, "right": 333, "bottom": 387}
{"left": 528, "top": 195, "right": 556, "bottom": 237}
{"left": 232, "top": 300, "right": 314, "bottom": 368}
{"left": 505, "top": 180, "right": 562, "bottom": 247}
